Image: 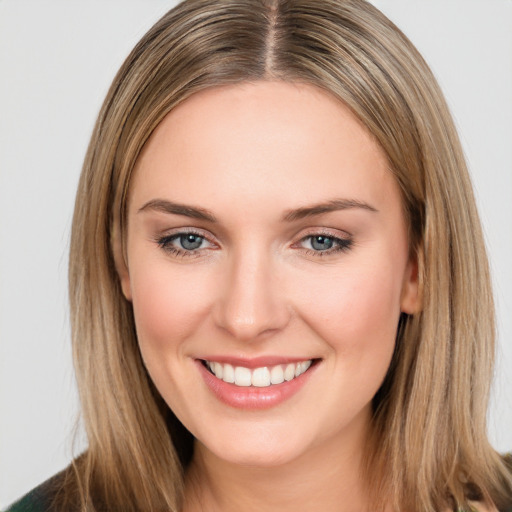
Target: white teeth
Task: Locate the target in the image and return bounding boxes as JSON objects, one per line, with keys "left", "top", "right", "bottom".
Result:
{"left": 234, "top": 366, "right": 252, "bottom": 387}
{"left": 284, "top": 363, "right": 295, "bottom": 381}
{"left": 205, "top": 359, "right": 313, "bottom": 388}
{"left": 213, "top": 362, "right": 223, "bottom": 379}
{"left": 252, "top": 367, "right": 271, "bottom": 387}
{"left": 223, "top": 363, "right": 235, "bottom": 383}
{"left": 270, "top": 365, "right": 285, "bottom": 384}
{"left": 295, "top": 360, "right": 312, "bottom": 377}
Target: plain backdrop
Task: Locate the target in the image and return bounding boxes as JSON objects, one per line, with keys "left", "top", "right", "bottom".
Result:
{"left": 1, "top": 0, "right": 511, "bottom": 507}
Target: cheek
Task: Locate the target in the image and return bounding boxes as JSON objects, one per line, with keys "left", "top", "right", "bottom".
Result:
{"left": 128, "top": 261, "right": 217, "bottom": 416}
{"left": 295, "top": 258, "right": 404, "bottom": 358}
{"left": 129, "top": 261, "right": 213, "bottom": 352}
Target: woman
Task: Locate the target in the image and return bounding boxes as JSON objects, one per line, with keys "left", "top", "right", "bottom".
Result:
{"left": 6, "top": 0, "right": 512, "bottom": 511}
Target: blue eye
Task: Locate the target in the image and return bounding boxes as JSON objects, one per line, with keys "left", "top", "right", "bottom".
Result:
{"left": 157, "top": 231, "right": 210, "bottom": 256}
{"left": 178, "top": 233, "right": 204, "bottom": 250}
{"left": 310, "top": 235, "right": 335, "bottom": 251}
{"left": 300, "top": 234, "right": 352, "bottom": 254}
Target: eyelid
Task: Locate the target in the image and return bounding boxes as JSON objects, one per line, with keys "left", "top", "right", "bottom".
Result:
{"left": 292, "top": 226, "right": 352, "bottom": 243}
{"left": 155, "top": 226, "right": 216, "bottom": 241}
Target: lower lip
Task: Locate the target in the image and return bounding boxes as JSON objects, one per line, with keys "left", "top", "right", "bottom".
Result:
{"left": 196, "top": 360, "right": 317, "bottom": 410}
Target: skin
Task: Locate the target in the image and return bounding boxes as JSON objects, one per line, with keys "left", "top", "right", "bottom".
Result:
{"left": 118, "top": 81, "right": 420, "bottom": 511}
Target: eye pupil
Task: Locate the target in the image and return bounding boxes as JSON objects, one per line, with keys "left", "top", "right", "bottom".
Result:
{"left": 311, "top": 236, "right": 334, "bottom": 251}
{"left": 180, "top": 234, "right": 203, "bottom": 250}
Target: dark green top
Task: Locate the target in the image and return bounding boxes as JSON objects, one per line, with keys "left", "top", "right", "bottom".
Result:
{"left": 5, "top": 475, "right": 59, "bottom": 512}
{"left": 6, "top": 465, "right": 512, "bottom": 512}
{"left": 4, "top": 469, "right": 77, "bottom": 512}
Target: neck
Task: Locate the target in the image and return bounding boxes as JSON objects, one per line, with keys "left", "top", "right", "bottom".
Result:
{"left": 182, "top": 410, "right": 384, "bottom": 512}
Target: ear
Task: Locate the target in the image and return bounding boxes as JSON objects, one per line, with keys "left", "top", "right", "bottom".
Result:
{"left": 112, "top": 226, "right": 132, "bottom": 301}
{"left": 400, "top": 251, "right": 421, "bottom": 314}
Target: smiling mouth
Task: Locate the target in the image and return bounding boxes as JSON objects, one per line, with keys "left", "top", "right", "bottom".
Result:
{"left": 202, "top": 359, "right": 316, "bottom": 388}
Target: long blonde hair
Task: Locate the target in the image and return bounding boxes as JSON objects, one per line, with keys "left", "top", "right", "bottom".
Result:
{"left": 66, "top": 0, "right": 511, "bottom": 510}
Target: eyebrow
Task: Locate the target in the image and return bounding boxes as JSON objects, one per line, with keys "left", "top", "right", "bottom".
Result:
{"left": 137, "top": 197, "right": 377, "bottom": 223}
{"left": 282, "top": 198, "right": 378, "bottom": 222}
{"left": 138, "top": 199, "right": 217, "bottom": 222}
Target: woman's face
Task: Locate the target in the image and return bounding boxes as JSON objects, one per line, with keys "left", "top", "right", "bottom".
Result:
{"left": 119, "top": 81, "right": 419, "bottom": 467}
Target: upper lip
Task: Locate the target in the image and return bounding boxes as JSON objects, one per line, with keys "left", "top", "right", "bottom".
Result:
{"left": 197, "top": 356, "right": 318, "bottom": 369}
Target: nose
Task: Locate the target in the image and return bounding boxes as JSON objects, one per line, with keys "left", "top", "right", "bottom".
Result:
{"left": 212, "top": 248, "right": 291, "bottom": 341}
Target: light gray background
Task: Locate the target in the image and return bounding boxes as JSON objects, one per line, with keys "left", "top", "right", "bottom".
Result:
{"left": 1, "top": 0, "right": 511, "bottom": 507}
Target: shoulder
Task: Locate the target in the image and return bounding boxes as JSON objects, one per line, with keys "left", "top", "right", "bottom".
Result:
{"left": 4, "top": 470, "right": 74, "bottom": 512}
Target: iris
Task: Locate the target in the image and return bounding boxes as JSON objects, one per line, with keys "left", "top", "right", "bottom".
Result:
{"left": 310, "top": 235, "right": 334, "bottom": 251}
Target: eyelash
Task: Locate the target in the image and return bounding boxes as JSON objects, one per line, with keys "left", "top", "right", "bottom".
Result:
{"left": 296, "top": 233, "right": 353, "bottom": 257}
{"left": 156, "top": 230, "right": 213, "bottom": 258}
{"left": 155, "top": 230, "right": 353, "bottom": 259}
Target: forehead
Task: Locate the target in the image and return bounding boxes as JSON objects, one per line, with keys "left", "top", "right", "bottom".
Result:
{"left": 130, "top": 81, "right": 398, "bottom": 217}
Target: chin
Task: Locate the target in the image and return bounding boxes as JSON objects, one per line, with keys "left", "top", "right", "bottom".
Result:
{"left": 194, "top": 422, "right": 316, "bottom": 469}
{"left": 212, "top": 444, "right": 306, "bottom": 468}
